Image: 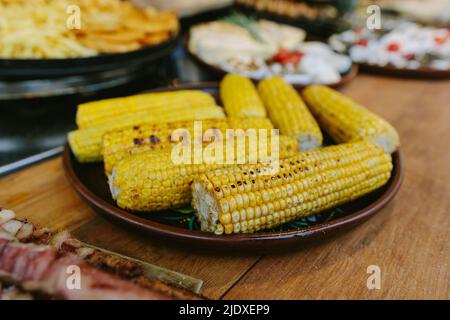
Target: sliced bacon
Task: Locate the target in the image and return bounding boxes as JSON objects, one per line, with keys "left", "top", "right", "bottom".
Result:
{"left": 57, "top": 238, "right": 202, "bottom": 300}
{"left": 59, "top": 238, "right": 143, "bottom": 278}
{"left": 30, "top": 228, "right": 53, "bottom": 244}
{"left": 0, "top": 239, "right": 175, "bottom": 300}
{"left": 0, "top": 209, "right": 201, "bottom": 300}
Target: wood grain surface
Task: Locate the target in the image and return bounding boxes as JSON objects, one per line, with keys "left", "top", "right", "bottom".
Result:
{"left": 0, "top": 74, "right": 448, "bottom": 299}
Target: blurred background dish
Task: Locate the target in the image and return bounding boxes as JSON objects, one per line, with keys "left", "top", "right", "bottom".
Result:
{"left": 0, "top": 0, "right": 180, "bottom": 80}
{"left": 132, "top": 0, "right": 234, "bottom": 18}
{"left": 0, "top": 0, "right": 181, "bottom": 175}
{"left": 0, "top": 0, "right": 179, "bottom": 59}
{"left": 329, "top": 21, "right": 450, "bottom": 77}
{"left": 365, "top": 0, "right": 450, "bottom": 27}
{"left": 188, "top": 13, "right": 355, "bottom": 86}
{"left": 235, "top": 0, "right": 356, "bottom": 37}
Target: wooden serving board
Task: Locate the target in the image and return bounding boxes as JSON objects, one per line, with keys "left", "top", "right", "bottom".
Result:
{"left": 0, "top": 74, "right": 449, "bottom": 299}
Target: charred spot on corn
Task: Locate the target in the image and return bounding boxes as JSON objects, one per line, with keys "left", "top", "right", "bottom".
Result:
{"left": 68, "top": 103, "right": 226, "bottom": 163}
{"left": 101, "top": 117, "right": 281, "bottom": 175}
{"left": 149, "top": 135, "right": 161, "bottom": 143}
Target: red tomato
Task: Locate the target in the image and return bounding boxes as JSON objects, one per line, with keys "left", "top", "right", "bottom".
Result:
{"left": 434, "top": 35, "right": 448, "bottom": 45}
{"left": 273, "top": 48, "right": 290, "bottom": 63}
{"left": 387, "top": 42, "right": 400, "bottom": 52}
{"left": 288, "top": 51, "right": 304, "bottom": 65}
{"left": 403, "top": 53, "right": 415, "bottom": 61}
{"left": 273, "top": 49, "right": 304, "bottom": 65}
{"left": 355, "top": 38, "right": 368, "bottom": 47}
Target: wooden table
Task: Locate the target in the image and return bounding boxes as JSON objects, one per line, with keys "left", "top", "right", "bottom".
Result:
{"left": 1, "top": 75, "right": 449, "bottom": 300}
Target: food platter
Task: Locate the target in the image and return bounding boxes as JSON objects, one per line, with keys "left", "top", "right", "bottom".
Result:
{"left": 235, "top": 1, "right": 352, "bottom": 37}
{"left": 63, "top": 83, "right": 403, "bottom": 252}
{"left": 0, "top": 0, "right": 180, "bottom": 80}
{"left": 0, "top": 35, "right": 179, "bottom": 80}
{"left": 186, "top": 44, "right": 359, "bottom": 89}
{"left": 328, "top": 22, "right": 450, "bottom": 79}
{"left": 186, "top": 14, "right": 359, "bottom": 89}
{"left": 63, "top": 144, "right": 403, "bottom": 252}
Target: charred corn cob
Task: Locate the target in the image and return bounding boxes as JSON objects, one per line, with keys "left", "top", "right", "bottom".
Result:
{"left": 257, "top": 77, "right": 323, "bottom": 151}
{"left": 109, "top": 135, "right": 299, "bottom": 212}
{"left": 68, "top": 105, "right": 226, "bottom": 162}
{"left": 191, "top": 141, "right": 392, "bottom": 234}
{"left": 302, "top": 85, "right": 400, "bottom": 153}
{"left": 103, "top": 117, "right": 277, "bottom": 174}
{"left": 76, "top": 90, "right": 217, "bottom": 128}
{"left": 220, "top": 74, "right": 267, "bottom": 117}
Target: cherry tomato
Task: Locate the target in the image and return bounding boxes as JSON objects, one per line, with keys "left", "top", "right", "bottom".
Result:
{"left": 387, "top": 42, "right": 400, "bottom": 52}
{"left": 434, "top": 35, "right": 448, "bottom": 45}
{"left": 273, "top": 48, "right": 290, "bottom": 62}
{"left": 355, "top": 38, "right": 368, "bottom": 47}
{"left": 403, "top": 53, "right": 415, "bottom": 61}
{"left": 273, "top": 49, "right": 304, "bottom": 65}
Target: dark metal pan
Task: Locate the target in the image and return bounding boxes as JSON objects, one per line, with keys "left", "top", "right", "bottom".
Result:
{"left": 0, "top": 34, "right": 179, "bottom": 80}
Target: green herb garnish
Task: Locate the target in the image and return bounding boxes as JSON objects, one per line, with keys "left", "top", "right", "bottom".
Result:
{"left": 222, "top": 11, "right": 264, "bottom": 43}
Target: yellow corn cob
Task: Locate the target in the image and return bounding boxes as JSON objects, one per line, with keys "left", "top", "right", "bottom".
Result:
{"left": 191, "top": 141, "right": 393, "bottom": 234}
{"left": 76, "top": 90, "right": 217, "bottom": 128}
{"left": 257, "top": 77, "right": 323, "bottom": 151}
{"left": 220, "top": 74, "right": 267, "bottom": 117}
{"left": 68, "top": 105, "right": 226, "bottom": 162}
{"left": 103, "top": 117, "right": 277, "bottom": 174}
{"left": 109, "top": 135, "right": 299, "bottom": 212}
{"left": 302, "top": 85, "right": 400, "bottom": 153}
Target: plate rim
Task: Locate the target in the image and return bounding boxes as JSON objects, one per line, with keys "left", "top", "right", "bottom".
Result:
{"left": 0, "top": 32, "right": 179, "bottom": 65}
{"left": 0, "top": 33, "right": 179, "bottom": 79}
{"left": 62, "top": 145, "right": 403, "bottom": 245}
{"left": 62, "top": 82, "right": 404, "bottom": 249}
{"left": 359, "top": 62, "right": 450, "bottom": 79}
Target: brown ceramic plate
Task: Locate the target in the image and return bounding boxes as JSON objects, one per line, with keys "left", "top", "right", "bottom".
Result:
{"left": 359, "top": 63, "right": 450, "bottom": 79}
{"left": 63, "top": 83, "right": 403, "bottom": 252}
{"left": 186, "top": 39, "right": 359, "bottom": 89}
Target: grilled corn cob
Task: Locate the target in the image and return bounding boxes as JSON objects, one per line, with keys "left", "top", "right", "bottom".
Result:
{"left": 103, "top": 117, "right": 277, "bottom": 174}
{"left": 220, "top": 74, "right": 267, "bottom": 117}
{"left": 68, "top": 105, "right": 226, "bottom": 162}
{"left": 76, "top": 90, "right": 217, "bottom": 128}
{"left": 191, "top": 141, "right": 392, "bottom": 234}
{"left": 257, "top": 77, "right": 323, "bottom": 151}
{"left": 109, "top": 135, "right": 299, "bottom": 212}
{"left": 302, "top": 85, "right": 400, "bottom": 153}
